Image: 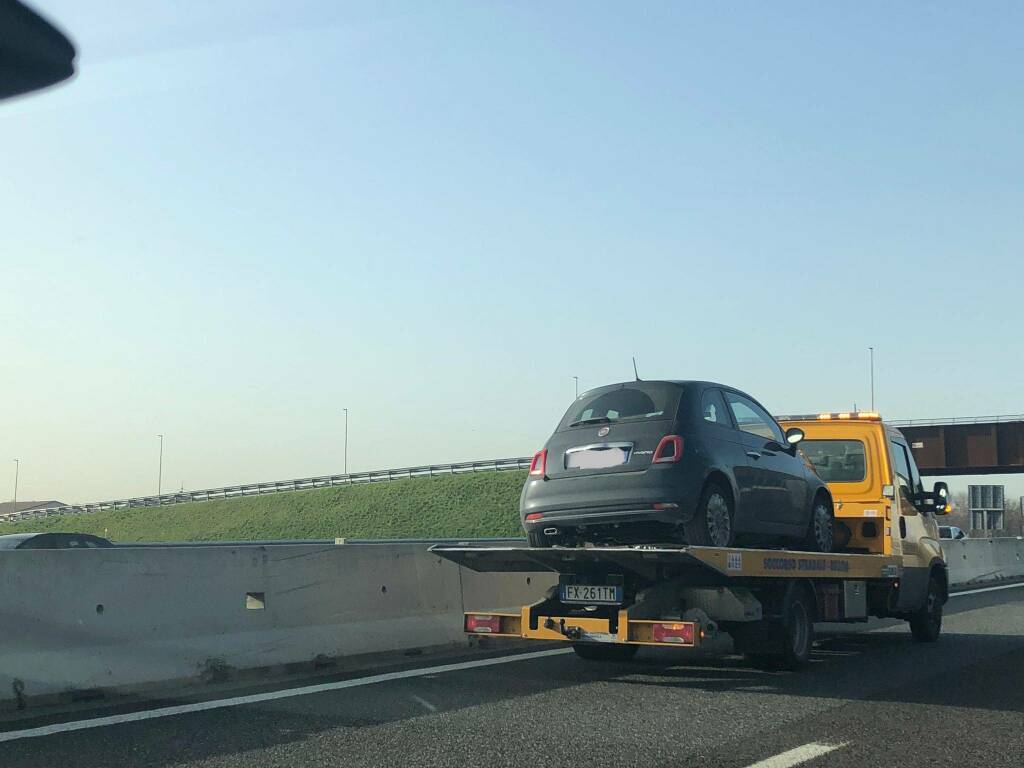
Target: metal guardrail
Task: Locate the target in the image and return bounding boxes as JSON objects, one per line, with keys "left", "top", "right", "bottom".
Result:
{"left": 114, "top": 537, "right": 529, "bottom": 548}
{"left": 890, "top": 415, "right": 1024, "bottom": 427}
{"left": 0, "top": 457, "right": 533, "bottom": 524}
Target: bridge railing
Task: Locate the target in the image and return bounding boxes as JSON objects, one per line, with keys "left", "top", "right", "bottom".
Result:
{"left": 890, "top": 414, "right": 1024, "bottom": 427}
{"left": 0, "top": 457, "right": 533, "bottom": 524}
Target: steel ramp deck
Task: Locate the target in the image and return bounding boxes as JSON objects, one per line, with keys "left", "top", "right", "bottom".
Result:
{"left": 430, "top": 544, "right": 901, "bottom": 582}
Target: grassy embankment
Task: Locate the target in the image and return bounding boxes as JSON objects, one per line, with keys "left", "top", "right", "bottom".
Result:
{"left": 0, "top": 470, "right": 528, "bottom": 542}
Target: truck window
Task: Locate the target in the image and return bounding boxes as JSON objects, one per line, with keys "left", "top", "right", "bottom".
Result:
{"left": 799, "top": 440, "right": 866, "bottom": 482}
{"left": 904, "top": 441, "right": 925, "bottom": 495}
{"left": 889, "top": 439, "right": 923, "bottom": 510}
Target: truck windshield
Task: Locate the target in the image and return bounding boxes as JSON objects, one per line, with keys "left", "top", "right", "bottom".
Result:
{"left": 800, "top": 439, "right": 867, "bottom": 482}
{"left": 558, "top": 383, "right": 682, "bottom": 430}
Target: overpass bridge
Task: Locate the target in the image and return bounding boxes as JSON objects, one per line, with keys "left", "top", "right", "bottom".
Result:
{"left": 893, "top": 415, "right": 1024, "bottom": 476}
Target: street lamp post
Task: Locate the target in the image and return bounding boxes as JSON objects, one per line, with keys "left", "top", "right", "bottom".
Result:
{"left": 343, "top": 409, "right": 349, "bottom": 475}
{"left": 12, "top": 459, "right": 18, "bottom": 508}
{"left": 157, "top": 435, "right": 163, "bottom": 498}
{"left": 869, "top": 346, "right": 875, "bottom": 411}
{"left": 573, "top": 376, "right": 579, "bottom": 398}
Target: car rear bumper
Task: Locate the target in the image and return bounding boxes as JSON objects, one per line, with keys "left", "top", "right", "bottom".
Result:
{"left": 523, "top": 505, "right": 692, "bottom": 528}
{"left": 519, "top": 463, "right": 705, "bottom": 532}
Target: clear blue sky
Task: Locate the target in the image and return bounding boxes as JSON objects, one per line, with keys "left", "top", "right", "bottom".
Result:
{"left": 2, "top": 1, "right": 1022, "bottom": 503}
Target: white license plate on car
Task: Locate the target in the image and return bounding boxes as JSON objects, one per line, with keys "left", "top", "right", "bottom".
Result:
{"left": 560, "top": 584, "right": 623, "bottom": 604}
{"left": 565, "top": 447, "right": 630, "bottom": 469}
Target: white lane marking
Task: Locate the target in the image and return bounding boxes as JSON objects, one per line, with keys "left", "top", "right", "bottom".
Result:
{"left": 950, "top": 581, "right": 1024, "bottom": 597}
{"left": 409, "top": 694, "right": 437, "bottom": 712}
{"left": 0, "top": 648, "right": 572, "bottom": 744}
{"left": 745, "top": 741, "right": 848, "bottom": 768}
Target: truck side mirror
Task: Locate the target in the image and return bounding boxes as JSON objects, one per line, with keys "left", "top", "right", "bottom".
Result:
{"left": 933, "top": 481, "right": 950, "bottom": 515}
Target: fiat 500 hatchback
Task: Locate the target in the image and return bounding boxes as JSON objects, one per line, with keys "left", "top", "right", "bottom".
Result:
{"left": 521, "top": 380, "right": 834, "bottom": 551}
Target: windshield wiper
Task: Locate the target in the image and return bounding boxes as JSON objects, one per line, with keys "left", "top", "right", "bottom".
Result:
{"left": 568, "top": 416, "right": 613, "bottom": 427}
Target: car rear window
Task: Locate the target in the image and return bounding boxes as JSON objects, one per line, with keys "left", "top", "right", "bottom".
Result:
{"left": 557, "top": 382, "right": 682, "bottom": 430}
{"left": 800, "top": 439, "right": 867, "bottom": 482}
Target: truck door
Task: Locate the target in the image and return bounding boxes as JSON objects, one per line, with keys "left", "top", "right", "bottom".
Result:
{"left": 889, "top": 435, "right": 942, "bottom": 610}
{"left": 889, "top": 437, "right": 934, "bottom": 561}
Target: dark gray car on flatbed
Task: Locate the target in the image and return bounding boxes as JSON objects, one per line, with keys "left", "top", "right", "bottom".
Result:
{"left": 521, "top": 380, "right": 835, "bottom": 551}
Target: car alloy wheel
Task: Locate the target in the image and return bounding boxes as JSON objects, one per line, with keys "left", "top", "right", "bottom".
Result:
{"left": 706, "top": 492, "right": 732, "bottom": 547}
{"left": 811, "top": 501, "right": 834, "bottom": 552}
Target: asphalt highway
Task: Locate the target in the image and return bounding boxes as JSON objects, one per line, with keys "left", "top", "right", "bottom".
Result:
{"left": 2, "top": 583, "right": 1022, "bottom": 768}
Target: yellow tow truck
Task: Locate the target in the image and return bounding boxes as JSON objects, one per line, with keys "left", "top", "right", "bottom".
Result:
{"left": 433, "top": 412, "right": 950, "bottom": 670}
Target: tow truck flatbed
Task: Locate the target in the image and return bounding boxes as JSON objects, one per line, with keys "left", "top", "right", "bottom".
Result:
{"left": 431, "top": 544, "right": 909, "bottom": 669}
{"left": 431, "top": 544, "right": 902, "bottom": 582}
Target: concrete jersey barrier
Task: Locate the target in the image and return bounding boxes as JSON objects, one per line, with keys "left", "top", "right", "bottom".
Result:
{"left": 0, "top": 541, "right": 553, "bottom": 707}
{"left": 941, "top": 537, "right": 1024, "bottom": 586}
{"left": 1, "top": 536, "right": 1021, "bottom": 708}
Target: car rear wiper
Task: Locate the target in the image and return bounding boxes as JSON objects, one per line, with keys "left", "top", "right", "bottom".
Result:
{"left": 568, "top": 416, "right": 613, "bottom": 427}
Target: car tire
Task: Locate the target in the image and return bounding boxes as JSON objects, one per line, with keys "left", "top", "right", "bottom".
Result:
{"left": 909, "top": 575, "right": 943, "bottom": 643}
{"left": 684, "top": 482, "right": 735, "bottom": 548}
{"left": 572, "top": 643, "right": 639, "bottom": 662}
{"left": 803, "top": 495, "right": 836, "bottom": 553}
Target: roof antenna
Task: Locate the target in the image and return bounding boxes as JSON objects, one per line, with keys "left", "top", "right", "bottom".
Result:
{"left": 632, "top": 356, "right": 641, "bottom": 381}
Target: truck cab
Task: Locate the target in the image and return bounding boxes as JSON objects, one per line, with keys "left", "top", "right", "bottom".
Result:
{"left": 778, "top": 412, "right": 950, "bottom": 613}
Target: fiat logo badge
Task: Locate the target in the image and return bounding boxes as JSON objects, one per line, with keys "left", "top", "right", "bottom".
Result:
{"left": 598, "top": 426, "right": 610, "bottom": 437}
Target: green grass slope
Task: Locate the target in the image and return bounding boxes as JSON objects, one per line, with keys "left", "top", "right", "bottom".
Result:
{"left": 0, "top": 470, "right": 528, "bottom": 542}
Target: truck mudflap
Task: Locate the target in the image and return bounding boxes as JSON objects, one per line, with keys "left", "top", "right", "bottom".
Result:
{"left": 432, "top": 544, "right": 902, "bottom": 582}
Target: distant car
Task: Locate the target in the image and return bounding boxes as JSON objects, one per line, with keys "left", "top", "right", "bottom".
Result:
{"left": 938, "top": 526, "right": 967, "bottom": 540}
{"left": 520, "top": 380, "right": 835, "bottom": 551}
{"left": 0, "top": 532, "right": 113, "bottom": 550}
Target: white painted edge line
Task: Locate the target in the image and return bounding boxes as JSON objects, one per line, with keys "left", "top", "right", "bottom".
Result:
{"left": 744, "top": 741, "right": 848, "bottom": 768}
{"left": 0, "top": 647, "right": 573, "bottom": 744}
{"left": 951, "top": 581, "right": 1024, "bottom": 597}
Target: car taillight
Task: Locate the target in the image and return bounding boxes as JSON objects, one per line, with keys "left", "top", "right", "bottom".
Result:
{"left": 465, "top": 614, "right": 502, "bottom": 634}
{"left": 525, "top": 512, "right": 543, "bottom": 521}
{"left": 652, "top": 622, "right": 695, "bottom": 645}
{"left": 652, "top": 435, "right": 684, "bottom": 463}
{"left": 529, "top": 449, "right": 547, "bottom": 476}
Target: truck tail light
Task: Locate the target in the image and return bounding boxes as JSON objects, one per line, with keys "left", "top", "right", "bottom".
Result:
{"left": 529, "top": 449, "right": 547, "bottom": 476}
{"left": 652, "top": 622, "right": 696, "bottom": 645}
{"left": 465, "top": 614, "right": 503, "bottom": 634}
{"left": 652, "top": 435, "right": 683, "bottom": 463}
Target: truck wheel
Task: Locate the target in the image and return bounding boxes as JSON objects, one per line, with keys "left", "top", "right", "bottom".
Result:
{"left": 684, "top": 483, "right": 735, "bottom": 548}
{"left": 777, "top": 586, "right": 814, "bottom": 670}
{"left": 748, "top": 586, "right": 814, "bottom": 671}
{"left": 909, "top": 576, "right": 943, "bottom": 643}
{"left": 803, "top": 496, "right": 835, "bottom": 553}
{"left": 572, "top": 643, "right": 639, "bottom": 662}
